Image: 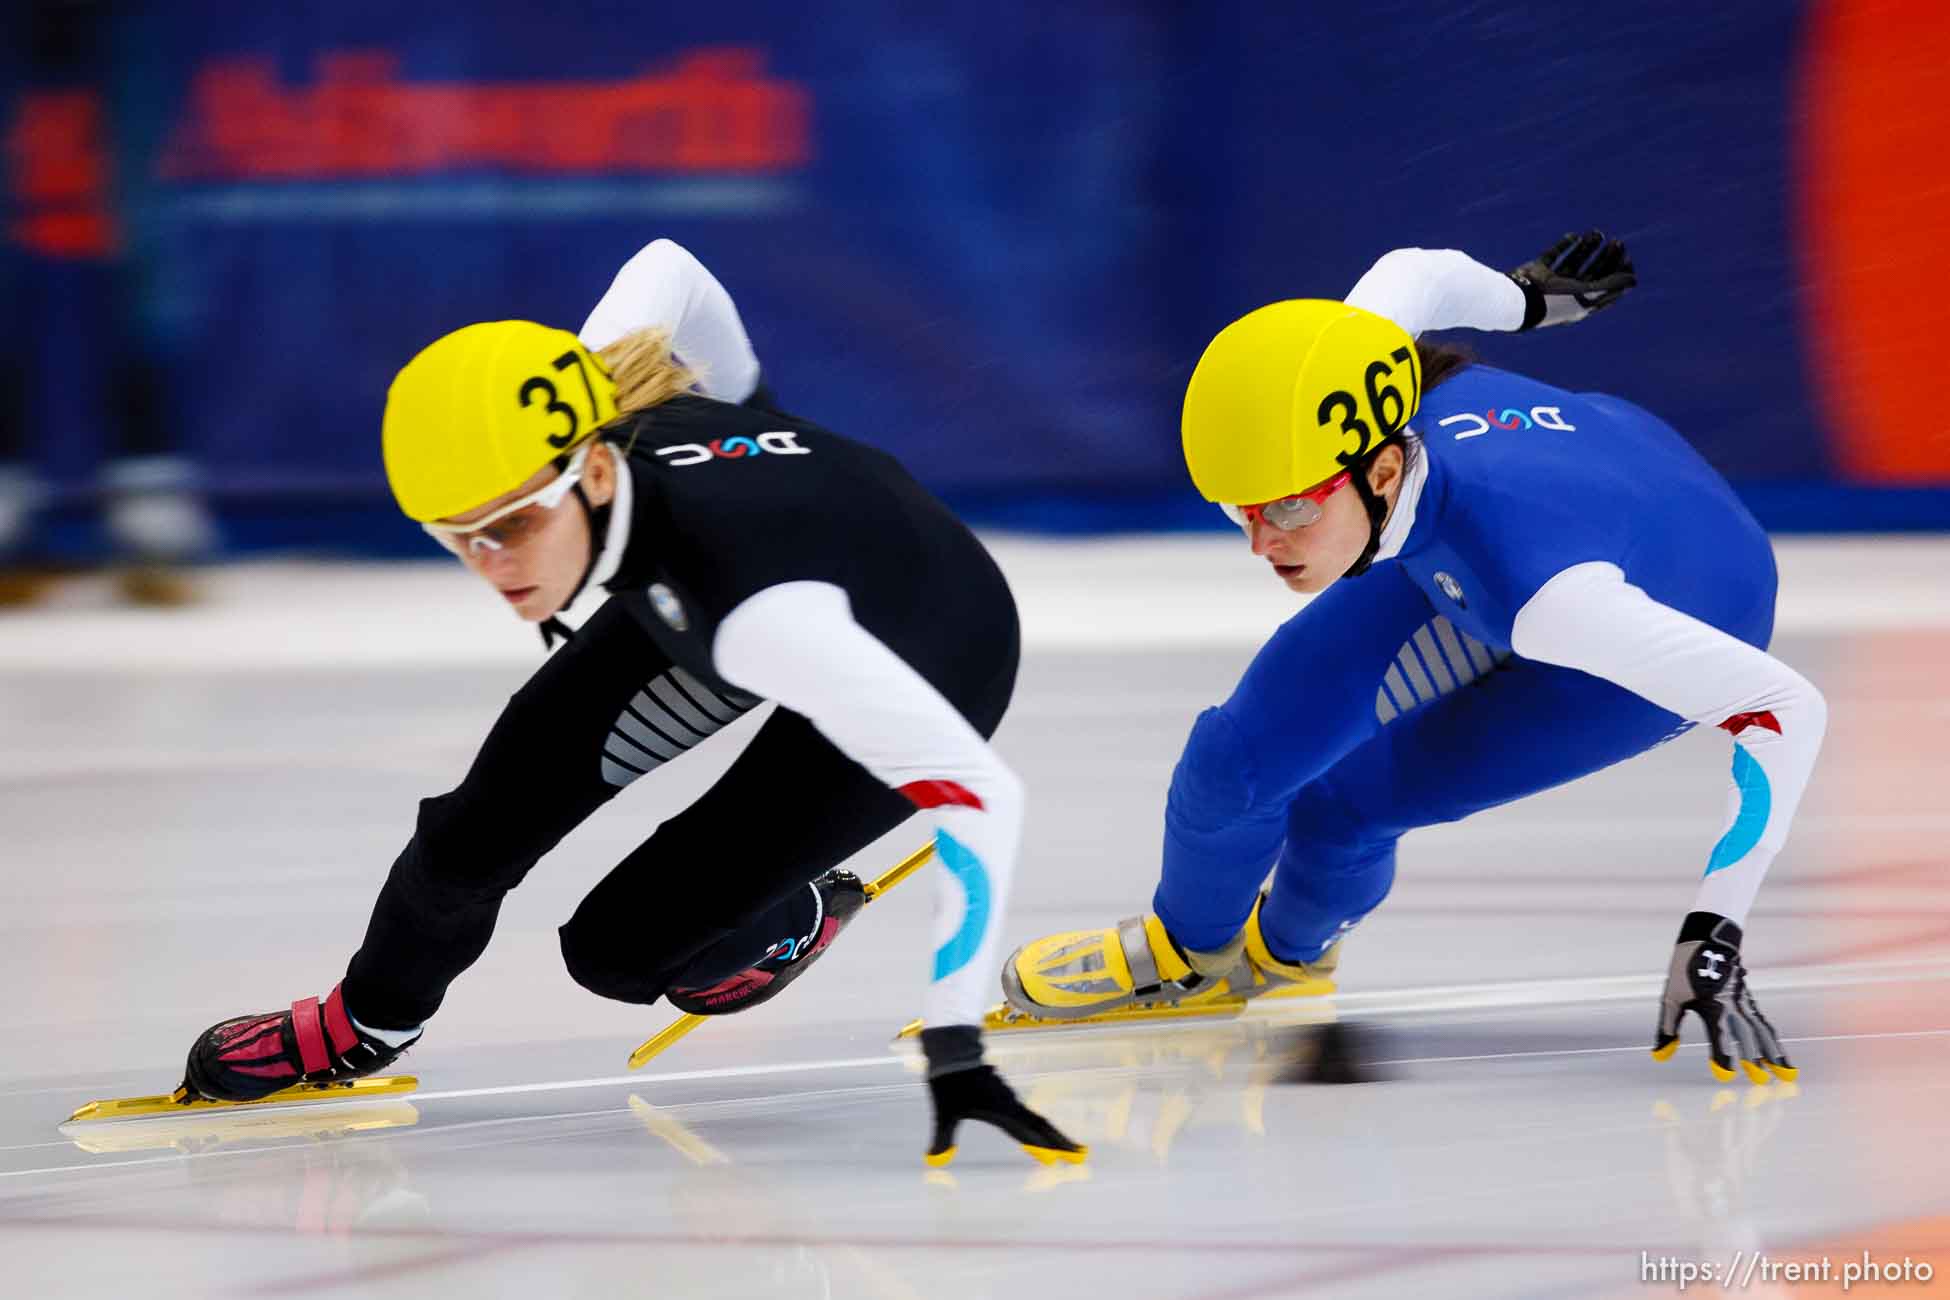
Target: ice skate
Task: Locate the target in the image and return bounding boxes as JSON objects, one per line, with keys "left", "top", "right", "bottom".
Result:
{"left": 69, "top": 984, "right": 421, "bottom": 1123}
{"left": 910, "top": 895, "right": 1336, "bottom": 1038}
{"left": 180, "top": 982, "right": 419, "bottom": 1104}
{"left": 666, "top": 868, "right": 867, "bottom": 1015}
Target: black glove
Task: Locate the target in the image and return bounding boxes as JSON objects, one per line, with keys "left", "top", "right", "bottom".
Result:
{"left": 1651, "top": 912, "right": 1795, "bottom": 1084}
{"left": 920, "top": 1026, "right": 1087, "bottom": 1167}
{"left": 1508, "top": 230, "right": 1636, "bottom": 329}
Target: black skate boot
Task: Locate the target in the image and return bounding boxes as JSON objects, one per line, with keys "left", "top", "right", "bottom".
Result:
{"left": 667, "top": 869, "right": 867, "bottom": 1015}
{"left": 181, "top": 982, "right": 420, "bottom": 1103}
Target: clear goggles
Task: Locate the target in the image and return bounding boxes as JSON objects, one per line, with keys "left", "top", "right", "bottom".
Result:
{"left": 1220, "top": 469, "right": 1352, "bottom": 532}
{"left": 421, "top": 442, "right": 593, "bottom": 556}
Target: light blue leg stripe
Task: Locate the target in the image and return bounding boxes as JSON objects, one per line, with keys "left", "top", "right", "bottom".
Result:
{"left": 931, "top": 830, "right": 991, "bottom": 981}
{"left": 1705, "top": 746, "right": 1772, "bottom": 877}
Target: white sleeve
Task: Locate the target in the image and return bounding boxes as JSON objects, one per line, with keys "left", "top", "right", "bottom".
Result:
{"left": 711, "top": 581, "right": 1023, "bottom": 1028}
{"left": 1511, "top": 562, "right": 1827, "bottom": 924}
{"left": 1345, "top": 248, "right": 1527, "bottom": 338}
{"left": 579, "top": 238, "right": 762, "bottom": 403}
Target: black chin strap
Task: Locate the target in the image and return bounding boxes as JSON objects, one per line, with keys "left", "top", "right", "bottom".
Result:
{"left": 539, "top": 483, "right": 612, "bottom": 651}
{"left": 1339, "top": 438, "right": 1399, "bottom": 580}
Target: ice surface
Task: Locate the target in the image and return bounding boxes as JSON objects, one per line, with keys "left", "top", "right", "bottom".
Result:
{"left": 4, "top": 540, "right": 1947, "bottom": 1299}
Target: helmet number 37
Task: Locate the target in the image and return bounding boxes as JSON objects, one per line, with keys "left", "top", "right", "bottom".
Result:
{"left": 519, "top": 349, "right": 608, "bottom": 450}
{"left": 1320, "top": 345, "right": 1421, "bottom": 467}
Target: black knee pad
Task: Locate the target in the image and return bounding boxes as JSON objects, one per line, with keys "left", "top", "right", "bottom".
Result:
{"left": 558, "top": 906, "right": 680, "bottom": 1005}
{"left": 560, "top": 920, "right": 656, "bottom": 1004}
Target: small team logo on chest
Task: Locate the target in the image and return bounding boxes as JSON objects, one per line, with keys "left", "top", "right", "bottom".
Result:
{"left": 1434, "top": 572, "right": 1467, "bottom": 607}
{"left": 654, "top": 432, "right": 811, "bottom": 466}
{"left": 649, "top": 583, "right": 689, "bottom": 632}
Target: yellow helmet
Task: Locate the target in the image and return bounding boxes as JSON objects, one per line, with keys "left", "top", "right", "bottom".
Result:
{"left": 382, "top": 320, "right": 619, "bottom": 523}
{"left": 1181, "top": 299, "right": 1419, "bottom": 505}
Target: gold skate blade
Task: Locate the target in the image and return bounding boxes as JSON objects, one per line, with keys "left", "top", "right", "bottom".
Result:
{"left": 1259, "top": 976, "right": 1337, "bottom": 1001}
{"left": 894, "top": 977, "right": 1336, "bottom": 1041}
{"left": 628, "top": 1014, "right": 707, "bottom": 1070}
{"left": 862, "top": 842, "right": 935, "bottom": 902}
{"left": 895, "top": 998, "right": 1255, "bottom": 1040}
{"left": 62, "top": 1101, "right": 420, "bottom": 1154}
{"left": 65, "top": 1074, "right": 418, "bottom": 1123}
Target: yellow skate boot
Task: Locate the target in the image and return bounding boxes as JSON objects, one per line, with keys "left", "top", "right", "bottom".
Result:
{"left": 1000, "top": 896, "right": 1336, "bottom": 1025}
{"left": 1237, "top": 895, "right": 1342, "bottom": 1000}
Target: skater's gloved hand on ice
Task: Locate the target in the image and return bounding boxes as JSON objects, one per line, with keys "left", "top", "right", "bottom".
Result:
{"left": 919, "top": 1026, "right": 1087, "bottom": 1168}
{"left": 1507, "top": 230, "right": 1636, "bottom": 329}
{"left": 1651, "top": 912, "right": 1795, "bottom": 1085}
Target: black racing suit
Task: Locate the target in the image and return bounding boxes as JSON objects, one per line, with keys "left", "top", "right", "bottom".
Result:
{"left": 342, "top": 394, "right": 1019, "bottom": 1028}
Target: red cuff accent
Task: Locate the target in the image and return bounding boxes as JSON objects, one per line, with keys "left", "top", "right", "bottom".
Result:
{"left": 322, "top": 984, "right": 360, "bottom": 1056}
{"left": 899, "top": 779, "right": 985, "bottom": 811}
{"left": 290, "top": 996, "right": 328, "bottom": 1075}
{"left": 1719, "top": 710, "right": 1782, "bottom": 738}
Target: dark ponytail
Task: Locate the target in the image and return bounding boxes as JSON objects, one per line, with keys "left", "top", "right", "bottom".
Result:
{"left": 1415, "top": 337, "right": 1474, "bottom": 394}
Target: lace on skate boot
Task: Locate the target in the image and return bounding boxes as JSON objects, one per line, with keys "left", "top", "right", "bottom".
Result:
{"left": 667, "top": 870, "right": 866, "bottom": 1016}
{"left": 182, "top": 983, "right": 419, "bottom": 1103}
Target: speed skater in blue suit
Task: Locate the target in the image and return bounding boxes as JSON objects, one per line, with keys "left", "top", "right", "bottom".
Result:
{"left": 1003, "top": 233, "right": 1825, "bottom": 1085}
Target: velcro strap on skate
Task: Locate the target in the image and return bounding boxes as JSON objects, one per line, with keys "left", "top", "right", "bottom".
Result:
{"left": 1118, "top": 916, "right": 1162, "bottom": 990}
{"left": 322, "top": 984, "right": 360, "bottom": 1057}
{"left": 1140, "top": 914, "right": 1198, "bottom": 984}
{"left": 290, "top": 996, "right": 330, "bottom": 1074}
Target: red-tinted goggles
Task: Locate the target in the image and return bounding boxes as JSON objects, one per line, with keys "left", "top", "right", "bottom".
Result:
{"left": 1225, "top": 470, "right": 1352, "bottom": 532}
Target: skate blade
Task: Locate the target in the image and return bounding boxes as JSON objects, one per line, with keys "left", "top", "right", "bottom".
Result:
{"left": 628, "top": 1014, "right": 707, "bottom": 1070}
{"left": 894, "top": 977, "right": 1335, "bottom": 1040}
{"left": 65, "top": 1075, "right": 418, "bottom": 1123}
{"left": 861, "top": 842, "right": 934, "bottom": 902}
{"left": 62, "top": 1101, "right": 420, "bottom": 1154}
{"left": 895, "top": 998, "right": 1256, "bottom": 1040}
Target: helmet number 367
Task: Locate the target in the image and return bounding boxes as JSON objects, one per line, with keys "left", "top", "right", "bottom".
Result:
{"left": 1319, "top": 345, "right": 1421, "bottom": 467}
{"left": 518, "top": 349, "right": 608, "bottom": 450}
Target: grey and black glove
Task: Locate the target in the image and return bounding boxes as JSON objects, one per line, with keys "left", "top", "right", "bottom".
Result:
{"left": 1508, "top": 230, "right": 1636, "bottom": 329}
{"left": 1651, "top": 912, "right": 1795, "bottom": 1084}
{"left": 919, "top": 1025, "right": 1087, "bottom": 1168}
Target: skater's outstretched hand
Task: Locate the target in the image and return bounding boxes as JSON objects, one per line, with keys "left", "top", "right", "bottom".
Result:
{"left": 920, "top": 1026, "right": 1086, "bottom": 1168}
{"left": 1507, "top": 230, "right": 1636, "bottom": 329}
{"left": 1651, "top": 912, "right": 1795, "bottom": 1084}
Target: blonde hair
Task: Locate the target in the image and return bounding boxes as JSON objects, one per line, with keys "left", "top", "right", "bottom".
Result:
{"left": 596, "top": 326, "right": 698, "bottom": 421}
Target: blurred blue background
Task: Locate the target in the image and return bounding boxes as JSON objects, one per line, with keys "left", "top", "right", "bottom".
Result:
{"left": 5, "top": 0, "right": 1947, "bottom": 559}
